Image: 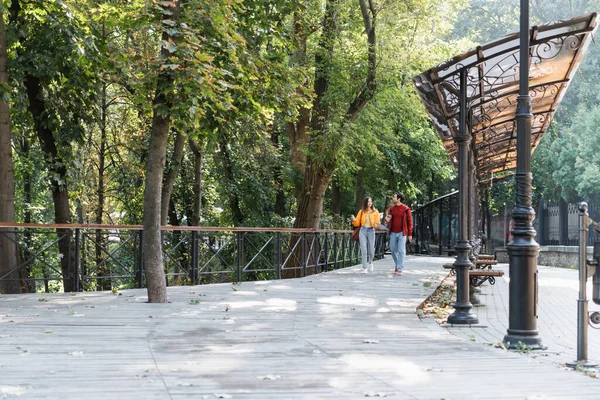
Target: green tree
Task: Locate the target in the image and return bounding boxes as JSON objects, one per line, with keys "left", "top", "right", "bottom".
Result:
{"left": 0, "top": 8, "right": 19, "bottom": 294}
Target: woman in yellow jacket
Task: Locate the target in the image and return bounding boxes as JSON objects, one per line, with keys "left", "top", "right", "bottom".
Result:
{"left": 350, "top": 197, "right": 381, "bottom": 273}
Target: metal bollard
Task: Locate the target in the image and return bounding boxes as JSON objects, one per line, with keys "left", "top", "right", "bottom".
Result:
{"left": 593, "top": 242, "right": 600, "bottom": 305}
{"left": 567, "top": 202, "right": 598, "bottom": 368}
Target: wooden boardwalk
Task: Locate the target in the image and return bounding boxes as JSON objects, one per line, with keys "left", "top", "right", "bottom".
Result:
{"left": 1, "top": 256, "right": 600, "bottom": 399}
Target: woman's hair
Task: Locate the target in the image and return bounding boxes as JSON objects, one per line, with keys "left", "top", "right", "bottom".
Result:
{"left": 396, "top": 192, "right": 405, "bottom": 202}
{"left": 362, "top": 197, "right": 374, "bottom": 212}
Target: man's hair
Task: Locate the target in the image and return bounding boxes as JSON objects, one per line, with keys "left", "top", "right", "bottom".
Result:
{"left": 395, "top": 192, "right": 405, "bottom": 202}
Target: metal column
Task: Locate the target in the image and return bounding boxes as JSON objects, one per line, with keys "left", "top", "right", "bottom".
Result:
{"left": 503, "top": 0, "right": 543, "bottom": 349}
{"left": 448, "top": 68, "right": 478, "bottom": 325}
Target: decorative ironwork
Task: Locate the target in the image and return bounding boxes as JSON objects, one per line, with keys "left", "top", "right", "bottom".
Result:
{"left": 0, "top": 225, "right": 385, "bottom": 293}
{"left": 470, "top": 275, "right": 496, "bottom": 287}
{"left": 414, "top": 13, "right": 598, "bottom": 181}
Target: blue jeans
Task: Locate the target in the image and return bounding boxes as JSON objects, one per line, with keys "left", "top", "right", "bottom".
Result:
{"left": 359, "top": 227, "right": 375, "bottom": 269}
{"left": 389, "top": 232, "right": 407, "bottom": 271}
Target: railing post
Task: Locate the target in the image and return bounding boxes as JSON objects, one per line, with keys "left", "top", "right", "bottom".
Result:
{"left": 333, "top": 233, "right": 338, "bottom": 270}
{"left": 74, "top": 228, "right": 80, "bottom": 292}
{"left": 354, "top": 235, "right": 359, "bottom": 265}
{"left": 341, "top": 233, "right": 346, "bottom": 268}
{"left": 302, "top": 232, "right": 307, "bottom": 277}
{"left": 275, "top": 232, "right": 281, "bottom": 279}
{"left": 537, "top": 199, "right": 546, "bottom": 246}
{"left": 439, "top": 201, "right": 443, "bottom": 255}
{"left": 81, "top": 231, "right": 87, "bottom": 288}
{"left": 447, "top": 195, "right": 453, "bottom": 253}
{"left": 315, "top": 232, "right": 321, "bottom": 274}
{"left": 567, "top": 202, "right": 597, "bottom": 368}
{"left": 137, "top": 230, "right": 144, "bottom": 288}
{"left": 237, "top": 232, "right": 243, "bottom": 282}
{"left": 559, "top": 198, "right": 568, "bottom": 245}
{"left": 191, "top": 231, "right": 199, "bottom": 284}
{"left": 323, "top": 233, "right": 329, "bottom": 272}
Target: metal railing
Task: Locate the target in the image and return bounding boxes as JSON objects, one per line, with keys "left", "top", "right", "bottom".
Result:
{"left": 0, "top": 223, "right": 386, "bottom": 293}
{"left": 412, "top": 191, "right": 459, "bottom": 256}
{"left": 412, "top": 192, "right": 600, "bottom": 256}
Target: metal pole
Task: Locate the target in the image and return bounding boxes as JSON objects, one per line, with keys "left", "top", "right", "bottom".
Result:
{"left": 567, "top": 202, "right": 598, "bottom": 368}
{"left": 448, "top": 68, "right": 478, "bottom": 325}
{"left": 237, "top": 232, "right": 243, "bottom": 282}
{"left": 191, "top": 231, "right": 199, "bottom": 284}
{"left": 439, "top": 200, "right": 443, "bottom": 255}
{"left": 275, "top": 232, "right": 281, "bottom": 279}
{"left": 503, "top": 0, "right": 543, "bottom": 349}
{"left": 74, "top": 228, "right": 80, "bottom": 292}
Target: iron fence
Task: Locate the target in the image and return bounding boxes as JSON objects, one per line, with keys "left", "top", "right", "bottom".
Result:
{"left": 0, "top": 224, "right": 386, "bottom": 293}
{"left": 412, "top": 192, "right": 459, "bottom": 256}
{"left": 412, "top": 192, "right": 600, "bottom": 256}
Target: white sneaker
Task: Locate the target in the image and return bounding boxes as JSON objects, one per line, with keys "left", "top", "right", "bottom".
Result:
{"left": 368, "top": 263, "right": 373, "bottom": 272}
{"left": 362, "top": 268, "right": 369, "bottom": 274}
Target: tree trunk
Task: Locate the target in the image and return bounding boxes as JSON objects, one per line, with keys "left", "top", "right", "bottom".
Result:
{"left": 13, "top": 0, "right": 75, "bottom": 292}
{"left": 331, "top": 178, "right": 341, "bottom": 216}
{"left": 354, "top": 171, "right": 366, "bottom": 212}
{"left": 293, "top": 161, "right": 333, "bottom": 229}
{"left": 189, "top": 138, "right": 204, "bottom": 226}
{"left": 218, "top": 137, "right": 243, "bottom": 225}
{"left": 96, "top": 80, "right": 110, "bottom": 291}
{"left": 286, "top": 8, "right": 310, "bottom": 177}
{"left": 293, "top": 0, "right": 377, "bottom": 229}
{"left": 24, "top": 76, "right": 75, "bottom": 292}
{"left": 142, "top": 0, "right": 181, "bottom": 303}
{"left": 161, "top": 130, "right": 186, "bottom": 225}
{"left": 0, "top": 12, "right": 19, "bottom": 294}
{"left": 271, "top": 129, "right": 286, "bottom": 217}
{"left": 19, "top": 135, "right": 34, "bottom": 293}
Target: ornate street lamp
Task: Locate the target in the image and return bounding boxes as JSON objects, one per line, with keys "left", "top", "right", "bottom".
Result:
{"left": 448, "top": 69, "right": 478, "bottom": 325}
{"left": 502, "top": 0, "right": 543, "bottom": 349}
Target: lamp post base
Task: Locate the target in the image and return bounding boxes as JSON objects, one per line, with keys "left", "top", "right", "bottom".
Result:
{"left": 566, "top": 360, "right": 599, "bottom": 369}
{"left": 447, "top": 306, "right": 478, "bottom": 325}
{"left": 503, "top": 330, "right": 544, "bottom": 350}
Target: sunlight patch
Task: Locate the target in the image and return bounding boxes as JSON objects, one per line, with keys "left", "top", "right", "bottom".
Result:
{"left": 538, "top": 277, "right": 578, "bottom": 290}
{"left": 317, "top": 296, "right": 377, "bottom": 306}
{"left": 231, "top": 291, "right": 259, "bottom": 296}
{"left": 260, "top": 298, "right": 297, "bottom": 311}
{"left": 266, "top": 284, "right": 293, "bottom": 290}
{"left": 376, "top": 324, "right": 410, "bottom": 332}
{"left": 0, "top": 386, "right": 27, "bottom": 396}
{"left": 335, "top": 354, "right": 429, "bottom": 386}
{"left": 205, "top": 345, "right": 255, "bottom": 354}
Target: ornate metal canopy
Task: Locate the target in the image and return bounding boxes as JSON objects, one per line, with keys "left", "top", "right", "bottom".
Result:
{"left": 413, "top": 13, "right": 598, "bottom": 180}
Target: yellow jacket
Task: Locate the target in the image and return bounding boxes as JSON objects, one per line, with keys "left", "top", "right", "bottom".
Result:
{"left": 353, "top": 209, "right": 381, "bottom": 228}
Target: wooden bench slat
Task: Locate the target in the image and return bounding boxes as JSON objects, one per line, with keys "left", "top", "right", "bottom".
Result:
{"left": 469, "top": 270, "right": 504, "bottom": 277}
{"left": 475, "top": 259, "right": 498, "bottom": 265}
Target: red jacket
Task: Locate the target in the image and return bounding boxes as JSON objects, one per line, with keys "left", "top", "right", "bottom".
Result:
{"left": 387, "top": 204, "right": 413, "bottom": 236}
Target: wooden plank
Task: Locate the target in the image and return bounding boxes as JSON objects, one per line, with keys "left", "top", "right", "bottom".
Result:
{"left": 475, "top": 259, "right": 498, "bottom": 266}
{"left": 470, "top": 270, "right": 504, "bottom": 277}
{"left": 1, "top": 258, "right": 599, "bottom": 400}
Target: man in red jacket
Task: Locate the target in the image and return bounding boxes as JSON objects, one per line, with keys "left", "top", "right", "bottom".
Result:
{"left": 385, "top": 192, "right": 413, "bottom": 275}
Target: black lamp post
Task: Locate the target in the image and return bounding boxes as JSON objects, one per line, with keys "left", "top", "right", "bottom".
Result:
{"left": 448, "top": 68, "right": 478, "bottom": 325}
{"left": 502, "top": 0, "right": 543, "bottom": 349}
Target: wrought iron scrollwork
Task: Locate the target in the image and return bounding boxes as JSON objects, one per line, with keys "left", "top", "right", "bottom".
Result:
{"left": 470, "top": 274, "right": 496, "bottom": 287}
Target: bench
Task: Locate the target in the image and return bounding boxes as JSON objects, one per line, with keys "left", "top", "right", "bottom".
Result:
{"left": 443, "top": 262, "right": 505, "bottom": 306}
{"left": 443, "top": 259, "right": 499, "bottom": 274}
{"left": 469, "top": 270, "right": 504, "bottom": 287}
{"left": 474, "top": 259, "right": 498, "bottom": 270}
{"left": 476, "top": 254, "right": 495, "bottom": 260}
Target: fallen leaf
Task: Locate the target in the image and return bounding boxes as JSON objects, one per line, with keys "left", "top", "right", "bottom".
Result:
{"left": 257, "top": 374, "right": 281, "bottom": 380}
